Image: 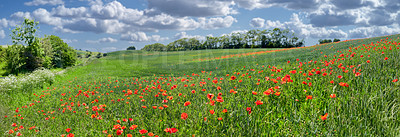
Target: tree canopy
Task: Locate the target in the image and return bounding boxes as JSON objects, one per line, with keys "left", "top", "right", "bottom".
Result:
{"left": 141, "top": 28, "right": 304, "bottom": 51}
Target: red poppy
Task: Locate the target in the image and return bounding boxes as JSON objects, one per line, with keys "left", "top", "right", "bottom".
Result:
{"left": 218, "top": 117, "right": 223, "bottom": 121}
{"left": 207, "top": 94, "right": 214, "bottom": 100}
{"left": 184, "top": 101, "right": 191, "bottom": 106}
{"left": 139, "top": 129, "right": 148, "bottom": 134}
{"left": 129, "top": 125, "right": 138, "bottom": 130}
{"left": 164, "top": 128, "right": 178, "bottom": 133}
{"left": 209, "top": 110, "right": 215, "bottom": 115}
{"left": 321, "top": 113, "right": 328, "bottom": 121}
{"left": 330, "top": 94, "right": 336, "bottom": 98}
{"left": 116, "top": 129, "right": 123, "bottom": 136}
{"left": 127, "top": 134, "right": 133, "bottom": 137}
{"left": 246, "top": 107, "right": 252, "bottom": 114}
{"left": 393, "top": 79, "right": 398, "bottom": 82}
{"left": 181, "top": 113, "right": 188, "bottom": 120}
{"left": 222, "top": 109, "right": 227, "bottom": 113}
{"left": 255, "top": 100, "right": 263, "bottom": 105}
{"left": 306, "top": 95, "right": 312, "bottom": 100}
{"left": 66, "top": 128, "right": 71, "bottom": 133}
{"left": 67, "top": 133, "right": 74, "bottom": 137}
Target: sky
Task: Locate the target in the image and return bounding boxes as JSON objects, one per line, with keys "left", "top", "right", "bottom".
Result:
{"left": 0, "top": 0, "right": 399, "bottom": 52}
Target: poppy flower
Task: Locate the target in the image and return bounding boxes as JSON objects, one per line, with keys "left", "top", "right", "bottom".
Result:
{"left": 330, "top": 94, "right": 336, "bottom": 98}
{"left": 181, "top": 113, "right": 188, "bottom": 120}
{"left": 306, "top": 95, "right": 312, "bottom": 100}
{"left": 139, "top": 129, "right": 148, "bottom": 134}
{"left": 127, "top": 134, "right": 133, "bottom": 137}
{"left": 222, "top": 109, "right": 227, "bottom": 113}
{"left": 164, "top": 128, "right": 178, "bottom": 133}
{"left": 218, "top": 117, "right": 223, "bottom": 121}
{"left": 393, "top": 79, "right": 398, "bottom": 82}
{"left": 321, "top": 113, "right": 328, "bottom": 121}
{"left": 67, "top": 133, "right": 74, "bottom": 137}
{"left": 246, "top": 107, "right": 252, "bottom": 114}
{"left": 255, "top": 100, "right": 263, "bottom": 105}
{"left": 207, "top": 94, "right": 214, "bottom": 100}
{"left": 66, "top": 128, "right": 71, "bottom": 133}
{"left": 209, "top": 110, "right": 215, "bottom": 115}
{"left": 184, "top": 101, "right": 191, "bottom": 106}
{"left": 116, "top": 129, "right": 123, "bottom": 136}
{"left": 129, "top": 125, "right": 138, "bottom": 130}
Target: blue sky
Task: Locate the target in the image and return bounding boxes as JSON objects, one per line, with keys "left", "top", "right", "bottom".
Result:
{"left": 0, "top": 0, "right": 399, "bottom": 52}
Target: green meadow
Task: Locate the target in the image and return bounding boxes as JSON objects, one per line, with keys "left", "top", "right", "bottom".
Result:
{"left": 1, "top": 35, "right": 399, "bottom": 136}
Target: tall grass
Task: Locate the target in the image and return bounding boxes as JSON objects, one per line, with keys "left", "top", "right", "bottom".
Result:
{"left": 1, "top": 35, "right": 399, "bottom": 136}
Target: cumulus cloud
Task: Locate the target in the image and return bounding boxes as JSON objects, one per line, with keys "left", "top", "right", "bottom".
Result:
{"left": 62, "top": 39, "right": 78, "bottom": 44}
{"left": 174, "top": 32, "right": 204, "bottom": 40}
{"left": 120, "top": 32, "right": 169, "bottom": 42}
{"left": 0, "top": 30, "right": 5, "bottom": 39}
{"left": 250, "top": 17, "right": 265, "bottom": 28}
{"left": 348, "top": 24, "right": 400, "bottom": 38}
{"left": 200, "top": 16, "right": 237, "bottom": 29}
{"left": 86, "top": 37, "right": 118, "bottom": 44}
{"left": 25, "top": 0, "right": 64, "bottom": 6}
{"left": 147, "top": 0, "right": 237, "bottom": 17}
{"left": 264, "top": 13, "right": 348, "bottom": 39}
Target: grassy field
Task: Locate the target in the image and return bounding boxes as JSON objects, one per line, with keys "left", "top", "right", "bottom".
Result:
{"left": 1, "top": 35, "right": 399, "bottom": 136}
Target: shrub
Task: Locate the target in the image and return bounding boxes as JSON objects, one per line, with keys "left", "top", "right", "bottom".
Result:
{"left": 44, "top": 35, "right": 77, "bottom": 68}
{"left": 5, "top": 45, "right": 26, "bottom": 75}
{"left": 127, "top": 46, "right": 136, "bottom": 50}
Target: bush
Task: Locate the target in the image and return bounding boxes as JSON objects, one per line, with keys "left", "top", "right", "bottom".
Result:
{"left": 127, "top": 46, "right": 136, "bottom": 50}
{"left": 44, "top": 35, "right": 77, "bottom": 68}
{"left": 5, "top": 45, "right": 26, "bottom": 75}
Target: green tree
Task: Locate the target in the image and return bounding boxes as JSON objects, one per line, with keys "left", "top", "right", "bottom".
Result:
{"left": 44, "top": 35, "right": 77, "bottom": 68}
{"left": 8, "top": 18, "right": 44, "bottom": 73}
{"left": 127, "top": 46, "right": 136, "bottom": 50}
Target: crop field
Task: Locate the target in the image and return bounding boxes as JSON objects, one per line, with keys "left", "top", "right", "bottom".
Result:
{"left": 1, "top": 35, "right": 400, "bottom": 136}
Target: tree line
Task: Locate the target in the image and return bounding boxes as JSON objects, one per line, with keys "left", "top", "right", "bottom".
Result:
{"left": 319, "top": 38, "right": 340, "bottom": 44}
{"left": 1, "top": 18, "right": 77, "bottom": 75}
{"left": 141, "top": 28, "right": 304, "bottom": 51}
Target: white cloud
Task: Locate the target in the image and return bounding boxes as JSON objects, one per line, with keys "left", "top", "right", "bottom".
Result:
{"left": 0, "top": 30, "right": 5, "bottom": 39}
{"left": 250, "top": 17, "right": 265, "bottom": 28}
{"left": 200, "top": 16, "right": 237, "bottom": 30}
{"left": 62, "top": 39, "right": 78, "bottom": 43}
{"left": 101, "top": 46, "right": 117, "bottom": 53}
{"left": 25, "top": 0, "right": 64, "bottom": 6}
{"left": 264, "top": 13, "right": 348, "bottom": 39}
{"left": 86, "top": 37, "right": 118, "bottom": 44}
{"left": 32, "top": 8, "right": 63, "bottom": 26}
{"left": 120, "top": 32, "right": 169, "bottom": 42}
{"left": 348, "top": 24, "right": 400, "bottom": 38}
{"left": 147, "top": 0, "right": 237, "bottom": 17}
{"left": 174, "top": 32, "right": 204, "bottom": 40}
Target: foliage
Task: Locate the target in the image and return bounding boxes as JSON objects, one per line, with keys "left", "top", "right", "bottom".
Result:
{"left": 127, "top": 46, "right": 136, "bottom": 50}
{"left": 4, "top": 45, "right": 26, "bottom": 74}
{"left": 44, "top": 35, "right": 77, "bottom": 68}
{"left": 142, "top": 29, "right": 304, "bottom": 51}
{"left": 319, "top": 38, "right": 340, "bottom": 44}
{"left": 142, "top": 43, "right": 167, "bottom": 51}
{"left": 8, "top": 18, "right": 45, "bottom": 72}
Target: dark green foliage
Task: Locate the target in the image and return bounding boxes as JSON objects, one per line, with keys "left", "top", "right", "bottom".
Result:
{"left": 7, "top": 18, "right": 45, "bottom": 73}
{"left": 5, "top": 45, "right": 26, "bottom": 74}
{"left": 103, "top": 53, "right": 107, "bottom": 57}
{"left": 127, "top": 46, "right": 136, "bottom": 50}
{"left": 142, "top": 43, "right": 167, "bottom": 51}
{"left": 142, "top": 28, "right": 304, "bottom": 51}
{"left": 44, "top": 35, "right": 77, "bottom": 68}
{"left": 319, "top": 38, "right": 340, "bottom": 44}
{"left": 96, "top": 53, "right": 102, "bottom": 58}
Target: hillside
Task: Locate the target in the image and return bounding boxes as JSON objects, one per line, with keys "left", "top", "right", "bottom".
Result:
{"left": 1, "top": 34, "right": 399, "bottom": 136}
